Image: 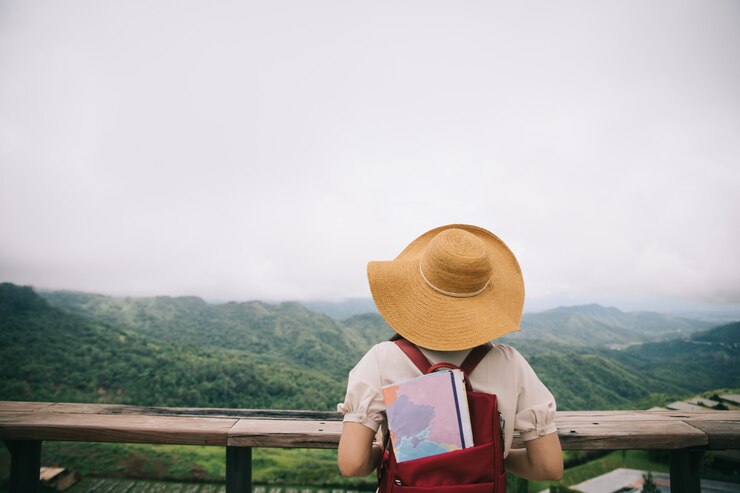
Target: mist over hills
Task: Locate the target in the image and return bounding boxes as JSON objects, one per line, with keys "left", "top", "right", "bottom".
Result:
{"left": 1, "top": 283, "right": 738, "bottom": 412}
{"left": 504, "top": 303, "right": 713, "bottom": 348}
{"left": 309, "top": 300, "right": 716, "bottom": 349}
{"left": 299, "top": 296, "right": 740, "bottom": 325}
{"left": 302, "top": 298, "right": 379, "bottom": 320}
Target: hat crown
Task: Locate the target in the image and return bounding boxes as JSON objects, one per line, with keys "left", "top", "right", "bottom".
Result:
{"left": 420, "top": 229, "right": 492, "bottom": 296}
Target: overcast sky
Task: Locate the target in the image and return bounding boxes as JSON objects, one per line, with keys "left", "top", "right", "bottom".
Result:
{"left": 1, "top": 1, "right": 738, "bottom": 311}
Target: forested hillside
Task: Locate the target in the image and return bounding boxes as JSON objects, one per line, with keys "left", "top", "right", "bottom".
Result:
{"left": 337, "top": 302, "right": 713, "bottom": 348}
{"left": 1, "top": 283, "right": 737, "bottom": 412}
{"left": 505, "top": 304, "right": 712, "bottom": 347}
{"left": 606, "top": 322, "right": 740, "bottom": 392}
{"left": 41, "top": 290, "right": 389, "bottom": 382}
{"left": 1, "top": 284, "right": 346, "bottom": 409}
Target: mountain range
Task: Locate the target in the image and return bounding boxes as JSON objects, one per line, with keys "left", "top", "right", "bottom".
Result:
{"left": 1, "top": 283, "right": 738, "bottom": 412}
{"left": 506, "top": 303, "right": 713, "bottom": 348}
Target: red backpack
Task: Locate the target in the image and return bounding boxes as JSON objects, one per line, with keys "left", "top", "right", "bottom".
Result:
{"left": 378, "top": 338, "right": 506, "bottom": 493}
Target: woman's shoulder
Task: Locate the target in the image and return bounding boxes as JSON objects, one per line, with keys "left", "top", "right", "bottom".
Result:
{"left": 490, "top": 342, "right": 522, "bottom": 357}
{"left": 370, "top": 340, "right": 406, "bottom": 358}
{"left": 354, "top": 340, "right": 404, "bottom": 363}
{"left": 487, "top": 343, "right": 530, "bottom": 367}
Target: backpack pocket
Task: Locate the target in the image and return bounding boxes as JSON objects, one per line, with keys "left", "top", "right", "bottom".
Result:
{"left": 391, "top": 439, "right": 497, "bottom": 487}
{"left": 390, "top": 481, "right": 496, "bottom": 492}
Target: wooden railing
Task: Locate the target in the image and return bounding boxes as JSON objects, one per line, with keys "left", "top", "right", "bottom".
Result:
{"left": 1, "top": 401, "right": 739, "bottom": 493}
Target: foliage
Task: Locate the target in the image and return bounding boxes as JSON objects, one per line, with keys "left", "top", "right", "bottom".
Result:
{"left": 2, "top": 283, "right": 738, "bottom": 412}
{"left": 525, "top": 351, "right": 680, "bottom": 411}
{"left": 511, "top": 475, "right": 529, "bottom": 492}
{"left": 1, "top": 283, "right": 739, "bottom": 489}
{"left": 604, "top": 323, "right": 740, "bottom": 392}
{"left": 40, "top": 290, "right": 390, "bottom": 383}
{"left": 548, "top": 486, "right": 580, "bottom": 493}
{"left": 642, "top": 471, "right": 658, "bottom": 493}
{"left": 501, "top": 303, "right": 712, "bottom": 347}
{"left": 0, "top": 284, "right": 348, "bottom": 410}
{"left": 692, "top": 321, "right": 740, "bottom": 343}
{"left": 0, "top": 441, "right": 377, "bottom": 490}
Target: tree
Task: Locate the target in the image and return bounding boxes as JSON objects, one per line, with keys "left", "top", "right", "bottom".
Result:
{"left": 642, "top": 471, "right": 658, "bottom": 493}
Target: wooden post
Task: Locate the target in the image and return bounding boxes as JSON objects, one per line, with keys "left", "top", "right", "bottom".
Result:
{"left": 669, "top": 449, "right": 703, "bottom": 493}
{"left": 4, "top": 439, "right": 42, "bottom": 493}
{"left": 226, "top": 446, "right": 252, "bottom": 493}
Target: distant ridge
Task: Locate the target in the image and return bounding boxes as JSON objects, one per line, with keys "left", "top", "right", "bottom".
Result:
{"left": 544, "top": 303, "right": 623, "bottom": 316}
{"left": 30, "top": 285, "right": 723, "bottom": 349}
{"left": 500, "top": 303, "right": 713, "bottom": 348}
{"left": 1, "top": 283, "right": 738, "bottom": 412}
{"left": 301, "top": 298, "right": 378, "bottom": 320}
{"left": 39, "top": 289, "right": 384, "bottom": 376}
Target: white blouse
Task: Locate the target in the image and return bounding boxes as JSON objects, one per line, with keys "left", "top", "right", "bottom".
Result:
{"left": 337, "top": 341, "right": 557, "bottom": 457}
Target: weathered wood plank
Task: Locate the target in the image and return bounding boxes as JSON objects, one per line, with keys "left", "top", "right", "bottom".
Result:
{"left": 228, "top": 419, "right": 343, "bottom": 448}
{"left": 555, "top": 420, "right": 707, "bottom": 450}
{"left": 685, "top": 419, "right": 740, "bottom": 449}
{"left": 43, "top": 403, "right": 342, "bottom": 421}
{"left": 0, "top": 402, "right": 54, "bottom": 414}
{"left": 554, "top": 410, "right": 740, "bottom": 422}
{"left": 1, "top": 402, "right": 739, "bottom": 451}
{"left": 0, "top": 413, "right": 236, "bottom": 446}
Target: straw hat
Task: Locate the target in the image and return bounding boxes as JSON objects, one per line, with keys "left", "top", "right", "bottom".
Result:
{"left": 367, "top": 224, "right": 524, "bottom": 351}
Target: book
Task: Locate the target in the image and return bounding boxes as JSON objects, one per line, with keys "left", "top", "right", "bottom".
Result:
{"left": 381, "top": 369, "right": 474, "bottom": 462}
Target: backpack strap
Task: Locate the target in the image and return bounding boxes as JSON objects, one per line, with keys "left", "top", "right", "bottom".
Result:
{"left": 460, "top": 342, "right": 492, "bottom": 375}
{"left": 393, "top": 338, "right": 492, "bottom": 376}
{"left": 394, "top": 338, "right": 433, "bottom": 373}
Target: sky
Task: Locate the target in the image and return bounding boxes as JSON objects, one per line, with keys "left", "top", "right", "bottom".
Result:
{"left": 1, "top": 1, "right": 739, "bottom": 312}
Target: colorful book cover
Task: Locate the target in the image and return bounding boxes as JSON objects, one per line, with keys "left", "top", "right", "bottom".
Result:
{"left": 382, "top": 369, "right": 474, "bottom": 463}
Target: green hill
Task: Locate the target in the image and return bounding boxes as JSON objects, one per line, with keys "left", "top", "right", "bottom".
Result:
{"left": 340, "top": 312, "right": 394, "bottom": 343}
{"left": 41, "top": 290, "right": 387, "bottom": 382}
{"left": 691, "top": 321, "right": 740, "bottom": 344}
{"left": 1, "top": 283, "right": 737, "bottom": 412}
{"left": 2, "top": 283, "right": 737, "bottom": 490}
{"left": 500, "top": 304, "right": 711, "bottom": 347}
{"left": 339, "top": 314, "right": 739, "bottom": 410}
{"left": 301, "top": 298, "right": 379, "bottom": 320}
{"left": 0, "top": 283, "right": 344, "bottom": 409}
{"left": 606, "top": 322, "right": 740, "bottom": 392}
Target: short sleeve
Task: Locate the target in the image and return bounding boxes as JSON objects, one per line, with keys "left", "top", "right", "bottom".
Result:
{"left": 512, "top": 350, "right": 557, "bottom": 441}
{"left": 336, "top": 345, "right": 386, "bottom": 432}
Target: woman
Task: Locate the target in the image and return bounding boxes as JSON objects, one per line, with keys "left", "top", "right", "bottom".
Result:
{"left": 337, "top": 224, "right": 563, "bottom": 482}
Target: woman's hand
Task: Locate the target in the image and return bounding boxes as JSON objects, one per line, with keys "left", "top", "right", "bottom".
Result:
{"left": 338, "top": 422, "right": 384, "bottom": 477}
{"left": 504, "top": 432, "right": 564, "bottom": 481}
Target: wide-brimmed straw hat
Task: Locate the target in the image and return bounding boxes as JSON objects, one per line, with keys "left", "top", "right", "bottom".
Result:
{"left": 367, "top": 224, "right": 524, "bottom": 351}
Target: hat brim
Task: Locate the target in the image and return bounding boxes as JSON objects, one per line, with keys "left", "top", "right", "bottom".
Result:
{"left": 367, "top": 224, "right": 524, "bottom": 351}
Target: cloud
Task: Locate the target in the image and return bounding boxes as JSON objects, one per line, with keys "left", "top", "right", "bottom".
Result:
{"left": 1, "top": 0, "right": 738, "bottom": 305}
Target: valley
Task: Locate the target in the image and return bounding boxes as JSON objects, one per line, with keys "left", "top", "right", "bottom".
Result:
{"left": 0, "top": 282, "right": 738, "bottom": 490}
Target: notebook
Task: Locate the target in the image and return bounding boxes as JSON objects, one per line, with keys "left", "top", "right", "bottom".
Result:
{"left": 382, "top": 369, "right": 474, "bottom": 462}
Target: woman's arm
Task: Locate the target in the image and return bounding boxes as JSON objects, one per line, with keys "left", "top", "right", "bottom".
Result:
{"left": 504, "top": 432, "right": 563, "bottom": 481}
{"left": 337, "top": 422, "right": 384, "bottom": 477}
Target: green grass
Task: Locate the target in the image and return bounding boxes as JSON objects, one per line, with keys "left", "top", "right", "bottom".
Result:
{"left": 1, "top": 442, "right": 377, "bottom": 490}
{"left": 4, "top": 444, "right": 738, "bottom": 492}
{"left": 0, "top": 444, "right": 670, "bottom": 492}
